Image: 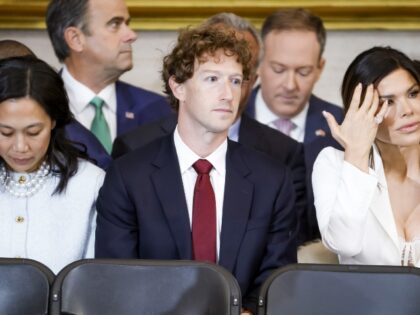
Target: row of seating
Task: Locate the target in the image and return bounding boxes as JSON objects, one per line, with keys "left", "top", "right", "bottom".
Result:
{"left": 1, "top": 258, "right": 420, "bottom": 315}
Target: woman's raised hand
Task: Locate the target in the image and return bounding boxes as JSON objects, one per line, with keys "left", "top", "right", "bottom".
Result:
{"left": 323, "top": 83, "right": 388, "bottom": 171}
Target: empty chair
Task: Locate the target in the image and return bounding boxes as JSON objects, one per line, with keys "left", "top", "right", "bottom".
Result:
{"left": 50, "top": 259, "right": 241, "bottom": 315}
{"left": 0, "top": 258, "right": 54, "bottom": 315}
{"left": 258, "top": 264, "right": 420, "bottom": 315}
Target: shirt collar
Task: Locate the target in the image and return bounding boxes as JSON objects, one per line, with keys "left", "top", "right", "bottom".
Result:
{"left": 174, "top": 126, "right": 227, "bottom": 175}
{"left": 228, "top": 117, "right": 241, "bottom": 142}
{"left": 255, "top": 88, "right": 309, "bottom": 132}
{"left": 61, "top": 65, "right": 117, "bottom": 114}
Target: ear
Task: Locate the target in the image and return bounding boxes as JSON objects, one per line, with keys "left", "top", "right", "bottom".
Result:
{"left": 168, "top": 76, "right": 186, "bottom": 104}
{"left": 315, "top": 57, "right": 326, "bottom": 81}
{"left": 51, "top": 120, "right": 56, "bottom": 130}
{"left": 63, "top": 26, "right": 85, "bottom": 53}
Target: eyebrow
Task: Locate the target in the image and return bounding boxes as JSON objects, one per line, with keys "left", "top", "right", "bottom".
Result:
{"left": 0, "top": 122, "right": 44, "bottom": 129}
{"left": 379, "top": 83, "right": 419, "bottom": 99}
{"left": 199, "top": 69, "right": 243, "bottom": 78}
{"left": 106, "top": 16, "right": 127, "bottom": 25}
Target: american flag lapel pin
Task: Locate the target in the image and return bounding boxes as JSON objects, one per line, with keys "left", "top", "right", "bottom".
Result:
{"left": 315, "top": 129, "right": 326, "bottom": 137}
{"left": 125, "top": 112, "right": 135, "bottom": 119}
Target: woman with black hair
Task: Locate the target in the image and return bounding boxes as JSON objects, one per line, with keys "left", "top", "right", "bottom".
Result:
{"left": 0, "top": 57, "right": 104, "bottom": 273}
{"left": 313, "top": 47, "right": 420, "bottom": 266}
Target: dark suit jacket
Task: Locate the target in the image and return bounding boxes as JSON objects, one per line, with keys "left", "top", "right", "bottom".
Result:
{"left": 65, "top": 119, "right": 111, "bottom": 170}
{"left": 96, "top": 136, "right": 298, "bottom": 312}
{"left": 115, "top": 81, "right": 173, "bottom": 135}
{"left": 112, "top": 113, "right": 307, "bottom": 243}
{"left": 245, "top": 86, "right": 344, "bottom": 241}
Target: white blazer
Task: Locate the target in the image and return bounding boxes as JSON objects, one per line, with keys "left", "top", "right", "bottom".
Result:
{"left": 312, "top": 146, "right": 410, "bottom": 266}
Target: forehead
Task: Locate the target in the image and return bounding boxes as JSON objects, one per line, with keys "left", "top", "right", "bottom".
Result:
{"left": 0, "top": 97, "right": 49, "bottom": 120}
{"left": 87, "top": 0, "right": 129, "bottom": 21}
{"left": 263, "top": 30, "right": 321, "bottom": 64}
{"left": 194, "top": 51, "right": 243, "bottom": 74}
{"left": 377, "top": 68, "right": 417, "bottom": 93}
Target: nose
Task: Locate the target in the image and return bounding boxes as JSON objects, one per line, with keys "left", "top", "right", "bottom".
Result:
{"left": 13, "top": 134, "right": 29, "bottom": 153}
{"left": 400, "top": 98, "right": 414, "bottom": 117}
{"left": 123, "top": 24, "right": 138, "bottom": 43}
{"left": 221, "top": 80, "right": 234, "bottom": 102}
{"left": 283, "top": 71, "right": 297, "bottom": 91}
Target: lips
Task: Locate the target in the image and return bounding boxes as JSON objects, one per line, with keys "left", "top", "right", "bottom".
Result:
{"left": 275, "top": 94, "right": 298, "bottom": 102}
{"left": 10, "top": 157, "right": 33, "bottom": 165}
{"left": 397, "top": 121, "right": 420, "bottom": 133}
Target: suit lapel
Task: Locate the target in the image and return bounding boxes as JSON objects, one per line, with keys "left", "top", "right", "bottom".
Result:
{"left": 304, "top": 96, "right": 320, "bottom": 144}
{"left": 116, "top": 81, "right": 138, "bottom": 135}
{"left": 151, "top": 135, "right": 192, "bottom": 259}
{"left": 218, "top": 142, "right": 253, "bottom": 272}
{"left": 370, "top": 149, "right": 400, "bottom": 250}
{"left": 245, "top": 86, "right": 258, "bottom": 118}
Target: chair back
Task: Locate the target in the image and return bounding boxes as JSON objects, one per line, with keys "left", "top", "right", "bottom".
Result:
{"left": 258, "top": 263, "right": 420, "bottom": 315}
{"left": 0, "top": 258, "right": 54, "bottom": 315}
{"left": 50, "top": 259, "right": 241, "bottom": 315}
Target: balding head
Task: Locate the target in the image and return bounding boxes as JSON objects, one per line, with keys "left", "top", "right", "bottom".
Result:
{"left": 0, "top": 40, "right": 36, "bottom": 60}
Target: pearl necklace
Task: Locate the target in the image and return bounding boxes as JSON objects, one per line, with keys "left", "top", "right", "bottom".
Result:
{"left": 0, "top": 161, "right": 51, "bottom": 198}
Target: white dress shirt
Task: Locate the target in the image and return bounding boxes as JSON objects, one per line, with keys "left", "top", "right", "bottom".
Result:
{"left": 255, "top": 88, "right": 309, "bottom": 142}
{"left": 61, "top": 66, "right": 118, "bottom": 141}
{"left": 312, "top": 146, "right": 420, "bottom": 267}
{"left": 173, "top": 127, "right": 226, "bottom": 261}
{"left": 0, "top": 160, "right": 105, "bottom": 273}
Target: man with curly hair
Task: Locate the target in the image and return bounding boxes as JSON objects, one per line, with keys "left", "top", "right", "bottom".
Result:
{"left": 96, "top": 25, "right": 297, "bottom": 314}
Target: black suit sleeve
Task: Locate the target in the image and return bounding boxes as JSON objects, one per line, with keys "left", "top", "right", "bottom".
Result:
{"left": 95, "top": 161, "right": 139, "bottom": 258}
{"left": 243, "top": 167, "right": 298, "bottom": 312}
{"left": 288, "top": 142, "right": 311, "bottom": 245}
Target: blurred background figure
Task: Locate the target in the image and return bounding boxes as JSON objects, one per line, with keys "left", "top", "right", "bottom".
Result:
{"left": 0, "top": 57, "right": 105, "bottom": 273}
{"left": 246, "top": 8, "right": 344, "bottom": 242}
{"left": 0, "top": 39, "right": 111, "bottom": 170}
{"left": 46, "top": 0, "right": 172, "bottom": 153}
{"left": 0, "top": 39, "right": 35, "bottom": 59}
{"left": 313, "top": 46, "right": 420, "bottom": 266}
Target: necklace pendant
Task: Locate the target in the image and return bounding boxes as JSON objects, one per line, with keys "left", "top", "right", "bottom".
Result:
{"left": 18, "top": 176, "right": 26, "bottom": 184}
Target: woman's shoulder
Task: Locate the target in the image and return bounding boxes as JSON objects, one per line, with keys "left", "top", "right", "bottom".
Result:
{"left": 316, "top": 146, "right": 345, "bottom": 166}
{"left": 73, "top": 159, "right": 105, "bottom": 182}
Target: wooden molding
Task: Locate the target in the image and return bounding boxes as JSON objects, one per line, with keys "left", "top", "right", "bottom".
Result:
{"left": 1, "top": 0, "right": 420, "bottom": 30}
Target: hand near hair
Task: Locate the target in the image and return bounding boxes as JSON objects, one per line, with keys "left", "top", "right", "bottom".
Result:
{"left": 323, "top": 83, "right": 388, "bottom": 172}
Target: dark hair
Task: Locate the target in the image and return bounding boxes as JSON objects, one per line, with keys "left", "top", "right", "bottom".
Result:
{"left": 261, "top": 8, "right": 326, "bottom": 58}
{"left": 341, "top": 46, "right": 420, "bottom": 114}
{"left": 162, "top": 26, "right": 251, "bottom": 111}
{"left": 0, "top": 56, "right": 90, "bottom": 194}
{"left": 46, "top": 0, "right": 90, "bottom": 62}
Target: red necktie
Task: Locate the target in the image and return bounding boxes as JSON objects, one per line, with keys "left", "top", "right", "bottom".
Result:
{"left": 192, "top": 159, "right": 216, "bottom": 263}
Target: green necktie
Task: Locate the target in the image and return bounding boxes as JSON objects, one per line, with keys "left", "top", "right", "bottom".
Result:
{"left": 89, "top": 96, "right": 112, "bottom": 154}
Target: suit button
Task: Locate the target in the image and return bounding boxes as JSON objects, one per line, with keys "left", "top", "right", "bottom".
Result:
{"left": 15, "top": 216, "right": 25, "bottom": 223}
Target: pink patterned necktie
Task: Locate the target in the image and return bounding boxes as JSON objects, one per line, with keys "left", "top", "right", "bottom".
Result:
{"left": 191, "top": 159, "right": 216, "bottom": 263}
{"left": 273, "top": 117, "right": 295, "bottom": 136}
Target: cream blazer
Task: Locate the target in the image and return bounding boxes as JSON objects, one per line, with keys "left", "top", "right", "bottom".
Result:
{"left": 312, "top": 146, "right": 411, "bottom": 266}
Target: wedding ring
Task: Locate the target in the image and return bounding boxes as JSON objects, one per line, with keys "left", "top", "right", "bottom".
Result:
{"left": 374, "top": 115, "right": 383, "bottom": 125}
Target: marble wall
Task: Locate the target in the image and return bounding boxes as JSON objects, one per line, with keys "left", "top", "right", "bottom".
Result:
{"left": 1, "top": 29, "right": 419, "bottom": 107}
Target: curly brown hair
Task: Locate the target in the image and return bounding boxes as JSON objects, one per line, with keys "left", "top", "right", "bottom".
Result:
{"left": 162, "top": 26, "right": 251, "bottom": 111}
